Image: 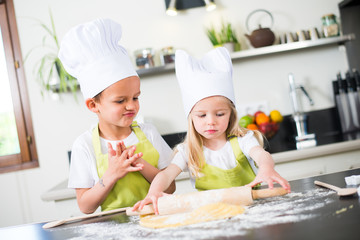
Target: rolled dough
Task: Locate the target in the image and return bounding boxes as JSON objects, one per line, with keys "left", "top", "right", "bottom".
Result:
{"left": 140, "top": 202, "right": 245, "bottom": 228}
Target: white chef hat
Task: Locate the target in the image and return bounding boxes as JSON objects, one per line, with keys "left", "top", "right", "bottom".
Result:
{"left": 175, "top": 47, "right": 235, "bottom": 116}
{"left": 58, "top": 18, "right": 138, "bottom": 99}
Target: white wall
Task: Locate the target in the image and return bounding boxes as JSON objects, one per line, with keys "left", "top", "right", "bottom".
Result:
{"left": 0, "top": 0, "right": 347, "bottom": 227}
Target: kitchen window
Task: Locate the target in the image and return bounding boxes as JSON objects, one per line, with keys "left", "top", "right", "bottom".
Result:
{"left": 0, "top": 0, "right": 38, "bottom": 173}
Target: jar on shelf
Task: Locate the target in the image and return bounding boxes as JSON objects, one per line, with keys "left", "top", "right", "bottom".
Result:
{"left": 321, "top": 14, "right": 340, "bottom": 37}
{"left": 134, "top": 48, "right": 155, "bottom": 69}
{"left": 160, "top": 46, "right": 175, "bottom": 65}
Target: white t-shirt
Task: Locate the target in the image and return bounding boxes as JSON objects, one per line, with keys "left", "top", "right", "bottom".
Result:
{"left": 171, "top": 131, "right": 259, "bottom": 188}
{"left": 68, "top": 123, "right": 173, "bottom": 189}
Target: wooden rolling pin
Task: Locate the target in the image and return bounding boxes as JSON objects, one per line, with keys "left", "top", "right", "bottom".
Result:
{"left": 127, "top": 186, "right": 288, "bottom": 216}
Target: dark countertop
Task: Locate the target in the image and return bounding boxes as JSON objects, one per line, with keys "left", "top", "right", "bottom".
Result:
{"left": 1, "top": 168, "right": 359, "bottom": 240}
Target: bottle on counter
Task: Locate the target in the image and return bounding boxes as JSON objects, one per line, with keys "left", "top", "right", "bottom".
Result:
{"left": 333, "top": 72, "right": 355, "bottom": 132}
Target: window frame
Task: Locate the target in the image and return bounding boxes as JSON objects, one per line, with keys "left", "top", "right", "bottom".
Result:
{"left": 0, "top": 0, "right": 38, "bottom": 173}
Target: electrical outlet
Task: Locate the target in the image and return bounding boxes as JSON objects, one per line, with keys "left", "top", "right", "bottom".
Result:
{"left": 237, "top": 101, "right": 269, "bottom": 116}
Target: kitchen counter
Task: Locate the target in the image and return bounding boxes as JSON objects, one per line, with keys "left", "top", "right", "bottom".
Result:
{"left": 3, "top": 168, "right": 360, "bottom": 240}
{"left": 272, "top": 137, "right": 360, "bottom": 163}
{"left": 41, "top": 107, "right": 360, "bottom": 218}
{"left": 41, "top": 137, "right": 360, "bottom": 203}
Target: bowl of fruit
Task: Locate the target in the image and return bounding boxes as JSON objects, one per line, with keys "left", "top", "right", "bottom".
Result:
{"left": 239, "top": 110, "right": 283, "bottom": 139}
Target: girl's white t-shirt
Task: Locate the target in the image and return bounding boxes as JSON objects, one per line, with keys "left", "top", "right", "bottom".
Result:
{"left": 171, "top": 131, "right": 260, "bottom": 188}
{"left": 68, "top": 123, "right": 173, "bottom": 189}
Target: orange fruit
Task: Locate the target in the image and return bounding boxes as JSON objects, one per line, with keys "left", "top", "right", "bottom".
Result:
{"left": 270, "top": 110, "right": 283, "bottom": 123}
{"left": 247, "top": 123, "right": 258, "bottom": 130}
{"left": 254, "top": 111, "right": 264, "bottom": 118}
{"left": 255, "top": 113, "right": 270, "bottom": 125}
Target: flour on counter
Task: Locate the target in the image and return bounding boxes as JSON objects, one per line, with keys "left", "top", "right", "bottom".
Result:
{"left": 53, "top": 188, "right": 334, "bottom": 240}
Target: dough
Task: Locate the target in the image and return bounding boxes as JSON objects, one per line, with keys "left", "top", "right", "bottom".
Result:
{"left": 140, "top": 202, "right": 245, "bottom": 229}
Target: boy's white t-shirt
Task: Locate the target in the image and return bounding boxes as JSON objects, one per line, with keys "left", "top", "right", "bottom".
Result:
{"left": 68, "top": 123, "right": 173, "bottom": 189}
{"left": 171, "top": 131, "right": 260, "bottom": 188}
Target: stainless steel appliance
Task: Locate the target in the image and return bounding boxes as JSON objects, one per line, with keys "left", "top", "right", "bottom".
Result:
{"left": 339, "top": 0, "right": 360, "bottom": 70}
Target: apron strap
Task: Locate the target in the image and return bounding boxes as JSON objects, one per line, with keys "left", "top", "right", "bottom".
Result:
{"left": 229, "top": 136, "right": 242, "bottom": 161}
{"left": 131, "top": 121, "right": 147, "bottom": 142}
{"left": 92, "top": 124, "right": 102, "bottom": 158}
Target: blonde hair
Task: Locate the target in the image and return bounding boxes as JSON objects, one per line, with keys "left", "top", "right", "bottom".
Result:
{"left": 183, "top": 97, "right": 264, "bottom": 178}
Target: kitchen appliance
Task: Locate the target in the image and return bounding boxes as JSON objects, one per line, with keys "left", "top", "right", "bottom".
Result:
{"left": 245, "top": 9, "right": 275, "bottom": 48}
{"left": 339, "top": 0, "right": 360, "bottom": 71}
{"left": 345, "top": 71, "right": 360, "bottom": 128}
{"left": 288, "top": 73, "right": 317, "bottom": 149}
{"left": 332, "top": 72, "right": 359, "bottom": 132}
{"left": 354, "top": 69, "right": 360, "bottom": 120}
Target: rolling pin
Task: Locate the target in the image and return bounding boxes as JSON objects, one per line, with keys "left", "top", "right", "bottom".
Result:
{"left": 127, "top": 186, "right": 288, "bottom": 216}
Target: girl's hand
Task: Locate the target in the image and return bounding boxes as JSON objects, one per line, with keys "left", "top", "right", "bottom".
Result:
{"left": 247, "top": 167, "right": 291, "bottom": 192}
{"left": 132, "top": 191, "right": 169, "bottom": 215}
{"left": 107, "top": 142, "right": 144, "bottom": 181}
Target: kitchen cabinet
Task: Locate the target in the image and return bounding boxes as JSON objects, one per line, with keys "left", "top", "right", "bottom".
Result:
{"left": 137, "top": 34, "right": 355, "bottom": 77}
{"left": 273, "top": 138, "right": 360, "bottom": 181}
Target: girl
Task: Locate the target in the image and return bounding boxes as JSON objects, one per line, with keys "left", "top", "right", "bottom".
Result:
{"left": 132, "top": 47, "right": 290, "bottom": 214}
{"left": 58, "top": 18, "right": 175, "bottom": 214}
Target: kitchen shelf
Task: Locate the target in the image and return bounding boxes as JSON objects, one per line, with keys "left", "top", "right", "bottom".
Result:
{"left": 229, "top": 33, "right": 355, "bottom": 60}
{"left": 50, "top": 34, "right": 355, "bottom": 92}
{"left": 136, "top": 62, "right": 175, "bottom": 76}
{"left": 137, "top": 34, "right": 355, "bottom": 77}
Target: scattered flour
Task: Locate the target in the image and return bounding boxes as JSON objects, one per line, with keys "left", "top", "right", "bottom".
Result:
{"left": 50, "top": 188, "right": 335, "bottom": 240}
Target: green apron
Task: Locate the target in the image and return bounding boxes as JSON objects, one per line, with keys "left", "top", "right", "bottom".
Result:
{"left": 195, "top": 136, "right": 256, "bottom": 191}
{"left": 93, "top": 121, "right": 159, "bottom": 211}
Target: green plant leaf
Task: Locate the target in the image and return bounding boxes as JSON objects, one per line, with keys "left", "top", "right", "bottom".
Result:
{"left": 205, "top": 21, "right": 240, "bottom": 46}
{"left": 24, "top": 9, "right": 79, "bottom": 102}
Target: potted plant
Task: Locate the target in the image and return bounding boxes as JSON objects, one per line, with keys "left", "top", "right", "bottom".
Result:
{"left": 206, "top": 21, "right": 241, "bottom": 52}
{"left": 25, "top": 10, "right": 78, "bottom": 100}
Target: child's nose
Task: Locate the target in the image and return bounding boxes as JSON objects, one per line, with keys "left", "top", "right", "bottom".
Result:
{"left": 207, "top": 115, "right": 216, "bottom": 125}
{"left": 126, "top": 100, "right": 136, "bottom": 110}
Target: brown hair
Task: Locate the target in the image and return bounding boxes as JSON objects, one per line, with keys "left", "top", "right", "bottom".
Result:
{"left": 93, "top": 92, "right": 102, "bottom": 103}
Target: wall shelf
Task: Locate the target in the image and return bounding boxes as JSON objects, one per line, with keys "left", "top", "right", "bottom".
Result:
{"left": 136, "top": 62, "right": 175, "bottom": 77}
{"left": 137, "top": 34, "right": 355, "bottom": 77}
{"left": 229, "top": 34, "right": 355, "bottom": 60}
{"left": 50, "top": 34, "right": 355, "bottom": 92}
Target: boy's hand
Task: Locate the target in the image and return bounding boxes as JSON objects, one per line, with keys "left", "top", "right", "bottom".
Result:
{"left": 132, "top": 191, "right": 169, "bottom": 215}
{"left": 247, "top": 167, "right": 291, "bottom": 192}
{"left": 107, "top": 142, "right": 144, "bottom": 180}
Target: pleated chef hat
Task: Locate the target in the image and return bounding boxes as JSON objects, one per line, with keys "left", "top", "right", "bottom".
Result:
{"left": 58, "top": 18, "right": 138, "bottom": 99}
{"left": 175, "top": 47, "right": 235, "bottom": 116}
